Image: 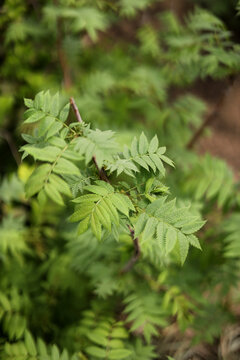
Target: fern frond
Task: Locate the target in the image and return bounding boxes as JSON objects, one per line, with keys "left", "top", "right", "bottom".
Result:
{"left": 0, "top": 216, "right": 28, "bottom": 257}
{"left": 223, "top": 213, "right": 240, "bottom": 259}
{"left": 0, "top": 174, "right": 25, "bottom": 203}
{"left": 124, "top": 291, "right": 167, "bottom": 343}
{"left": 3, "top": 330, "right": 78, "bottom": 360}
{"left": 70, "top": 181, "right": 134, "bottom": 239}
{"left": 73, "top": 128, "right": 117, "bottom": 168}
{"left": 135, "top": 197, "right": 204, "bottom": 264}
{"left": 183, "top": 154, "right": 234, "bottom": 207}
{"left": 107, "top": 133, "right": 173, "bottom": 177}
{"left": 78, "top": 311, "right": 132, "bottom": 359}
{"left": 119, "top": 0, "right": 155, "bottom": 17}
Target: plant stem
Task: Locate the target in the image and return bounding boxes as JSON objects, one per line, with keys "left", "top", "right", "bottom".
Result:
{"left": 70, "top": 97, "right": 83, "bottom": 123}
{"left": 69, "top": 97, "right": 110, "bottom": 183}
{"left": 92, "top": 156, "right": 110, "bottom": 183}
{"left": 121, "top": 226, "right": 140, "bottom": 273}
{"left": 187, "top": 77, "right": 235, "bottom": 150}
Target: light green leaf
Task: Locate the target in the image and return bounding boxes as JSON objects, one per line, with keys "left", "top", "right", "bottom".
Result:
{"left": 24, "top": 98, "right": 33, "bottom": 108}
{"left": 54, "top": 158, "right": 81, "bottom": 176}
{"left": 86, "top": 346, "right": 106, "bottom": 358}
{"left": 111, "top": 193, "right": 129, "bottom": 217}
{"left": 108, "top": 349, "right": 133, "bottom": 359}
{"left": 85, "top": 185, "right": 109, "bottom": 196}
{"left": 46, "top": 121, "right": 63, "bottom": 139}
{"left": 148, "top": 135, "right": 159, "bottom": 153}
{"left": 95, "top": 205, "right": 111, "bottom": 231}
{"left": 24, "top": 110, "right": 45, "bottom": 123}
{"left": 25, "top": 331, "right": 37, "bottom": 356}
{"left": 69, "top": 204, "right": 95, "bottom": 222}
{"left": 139, "top": 132, "right": 148, "bottom": 155}
{"left": 87, "top": 331, "right": 108, "bottom": 347}
{"left": 181, "top": 220, "right": 205, "bottom": 235}
{"left": 166, "top": 227, "right": 177, "bottom": 253}
{"left": 91, "top": 212, "right": 102, "bottom": 240}
{"left": 178, "top": 233, "right": 189, "bottom": 265}
{"left": 77, "top": 216, "right": 90, "bottom": 235}
{"left": 59, "top": 103, "right": 70, "bottom": 122}
{"left": 50, "top": 92, "right": 60, "bottom": 117}
{"left": 49, "top": 174, "right": 72, "bottom": 197}
{"left": 45, "top": 183, "right": 64, "bottom": 205}
{"left": 25, "top": 164, "right": 51, "bottom": 197}
{"left": 51, "top": 345, "right": 60, "bottom": 360}
{"left": 131, "top": 137, "right": 138, "bottom": 157}
{"left": 21, "top": 145, "right": 61, "bottom": 162}
{"left": 38, "top": 115, "right": 56, "bottom": 137}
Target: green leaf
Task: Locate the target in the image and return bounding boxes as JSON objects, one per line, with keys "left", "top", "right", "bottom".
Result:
{"left": 59, "top": 103, "right": 70, "bottom": 122}
{"left": 95, "top": 205, "right": 111, "bottom": 231}
{"left": 85, "top": 184, "right": 109, "bottom": 196}
{"left": 38, "top": 115, "right": 56, "bottom": 137}
{"left": 24, "top": 98, "right": 33, "bottom": 108}
{"left": 54, "top": 158, "right": 81, "bottom": 176}
{"left": 25, "top": 331, "right": 37, "bottom": 356}
{"left": 111, "top": 193, "right": 129, "bottom": 217}
{"left": 46, "top": 120, "right": 63, "bottom": 139}
{"left": 160, "top": 155, "right": 174, "bottom": 167}
{"left": 77, "top": 216, "right": 90, "bottom": 235}
{"left": 139, "top": 132, "right": 148, "bottom": 154}
{"left": 181, "top": 220, "right": 205, "bottom": 235}
{"left": 131, "top": 137, "right": 138, "bottom": 157}
{"left": 86, "top": 346, "right": 106, "bottom": 358}
{"left": 148, "top": 135, "right": 159, "bottom": 153}
{"left": 50, "top": 92, "right": 60, "bottom": 117}
{"left": 91, "top": 212, "right": 102, "bottom": 240}
{"left": 103, "top": 198, "right": 119, "bottom": 225}
{"left": 24, "top": 110, "right": 45, "bottom": 124}
{"left": 49, "top": 174, "right": 72, "bottom": 197}
{"left": 178, "top": 233, "right": 189, "bottom": 265}
{"left": 108, "top": 349, "right": 133, "bottom": 359}
{"left": 51, "top": 345, "right": 60, "bottom": 360}
{"left": 87, "top": 331, "right": 108, "bottom": 347}
{"left": 25, "top": 164, "right": 51, "bottom": 197}
{"left": 45, "top": 183, "right": 64, "bottom": 205}
{"left": 166, "top": 227, "right": 177, "bottom": 253}
{"left": 69, "top": 204, "right": 95, "bottom": 222}
{"left": 21, "top": 145, "right": 61, "bottom": 162}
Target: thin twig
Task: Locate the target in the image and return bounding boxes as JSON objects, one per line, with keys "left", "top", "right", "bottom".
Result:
{"left": 0, "top": 130, "right": 21, "bottom": 166}
{"left": 69, "top": 98, "right": 139, "bottom": 262}
{"left": 69, "top": 97, "right": 110, "bottom": 183}
{"left": 187, "top": 77, "right": 235, "bottom": 150}
{"left": 70, "top": 97, "right": 83, "bottom": 123}
{"left": 121, "top": 226, "right": 141, "bottom": 273}
{"left": 187, "top": 107, "right": 219, "bottom": 150}
{"left": 92, "top": 156, "right": 110, "bottom": 183}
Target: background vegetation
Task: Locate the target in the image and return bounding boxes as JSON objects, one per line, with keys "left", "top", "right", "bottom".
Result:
{"left": 0, "top": 0, "right": 240, "bottom": 359}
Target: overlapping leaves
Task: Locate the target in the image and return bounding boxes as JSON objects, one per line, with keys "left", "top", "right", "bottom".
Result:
{"left": 183, "top": 154, "right": 234, "bottom": 207}
{"left": 107, "top": 133, "right": 174, "bottom": 177}
{"left": 21, "top": 137, "right": 82, "bottom": 205}
{"left": 79, "top": 311, "right": 132, "bottom": 359}
{"left": 124, "top": 291, "right": 167, "bottom": 344}
{"left": 73, "top": 129, "right": 117, "bottom": 168}
{"left": 70, "top": 181, "right": 135, "bottom": 239}
{"left": 23, "top": 90, "right": 70, "bottom": 139}
{"left": 135, "top": 197, "right": 205, "bottom": 264}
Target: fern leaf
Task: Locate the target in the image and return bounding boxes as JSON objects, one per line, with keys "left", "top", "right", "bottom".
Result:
{"left": 135, "top": 198, "right": 205, "bottom": 264}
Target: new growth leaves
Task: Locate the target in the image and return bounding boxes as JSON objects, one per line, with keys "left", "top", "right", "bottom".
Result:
{"left": 21, "top": 91, "right": 205, "bottom": 264}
